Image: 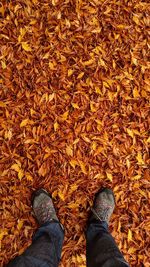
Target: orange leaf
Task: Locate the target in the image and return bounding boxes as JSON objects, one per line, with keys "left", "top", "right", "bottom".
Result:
{"left": 78, "top": 160, "right": 87, "bottom": 174}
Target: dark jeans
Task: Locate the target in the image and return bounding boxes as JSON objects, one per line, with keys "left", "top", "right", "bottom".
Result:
{"left": 7, "top": 220, "right": 129, "bottom": 267}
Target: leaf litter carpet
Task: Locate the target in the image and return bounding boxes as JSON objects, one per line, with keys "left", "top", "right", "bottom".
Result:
{"left": 0, "top": 0, "right": 150, "bottom": 266}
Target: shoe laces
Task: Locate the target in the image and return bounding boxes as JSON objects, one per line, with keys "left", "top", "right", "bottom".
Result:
{"left": 34, "top": 200, "right": 53, "bottom": 223}
{"left": 91, "top": 202, "right": 113, "bottom": 221}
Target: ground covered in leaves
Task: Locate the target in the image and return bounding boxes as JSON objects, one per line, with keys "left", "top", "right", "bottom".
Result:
{"left": 0, "top": 0, "right": 150, "bottom": 266}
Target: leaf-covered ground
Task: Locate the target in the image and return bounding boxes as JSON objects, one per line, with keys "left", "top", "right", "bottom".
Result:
{"left": 0, "top": 0, "right": 150, "bottom": 266}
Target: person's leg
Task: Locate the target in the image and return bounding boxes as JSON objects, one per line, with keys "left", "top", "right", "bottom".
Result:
{"left": 7, "top": 189, "right": 64, "bottom": 267}
{"left": 86, "top": 188, "right": 129, "bottom": 267}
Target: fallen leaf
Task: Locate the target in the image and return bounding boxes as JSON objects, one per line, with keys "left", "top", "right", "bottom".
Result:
{"left": 66, "top": 145, "right": 73, "bottom": 157}
{"left": 21, "top": 42, "right": 32, "bottom": 51}
{"left": 72, "top": 103, "right": 80, "bottom": 109}
{"left": 78, "top": 160, "right": 87, "bottom": 174}
{"left": 20, "top": 119, "right": 30, "bottom": 127}
{"left": 136, "top": 152, "right": 145, "bottom": 165}
{"left": 58, "top": 191, "right": 65, "bottom": 201}
{"left": 54, "top": 121, "right": 59, "bottom": 131}
{"left": 11, "top": 164, "right": 20, "bottom": 172}
{"left": 106, "top": 172, "right": 113, "bottom": 181}
{"left": 68, "top": 69, "right": 74, "bottom": 77}
{"left": 128, "top": 229, "right": 132, "bottom": 242}
{"left": 69, "top": 159, "right": 78, "bottom": 169}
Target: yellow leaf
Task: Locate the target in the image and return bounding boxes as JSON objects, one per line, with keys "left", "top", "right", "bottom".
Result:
{"left": 91, "top": 141, "right": 97, "bottom": 151}
{"left": 76, "top": 254, "right": 84, "bottom": 263}
{"left": 66, "top": 145, "right": 73, "bottom": 157}
{"left": 20, "top": 118, "right": 29, "bottom": 127}
{"left": 18, "top": 169, "right": 24, "bottom": 180}
{"left": 30, "top": 108, "right": 36, "bottom": 116}
{"left": 30, "top": 19, "right": 37, "bottom": 25}
{"left": 90, "top": 101, "right": 97, "bottom": 112}
{"left": 18, "top": 28, "right": 26, "bottom": 42}
{"left": 131, "top": 174, "right": 141, "bottom": 180}
{"left": 60, "top": 55, "right": 66, "bottom": 62}
{"left": 136, "top": 152, "right": 145, "bottom": 165}
{"left": 68, "top": 203, "right": 79, "bottom": 209}
{"left": 49, "top": 61, "right": 55, "bottom": 70}
{"left": 1, "top": 61, "right": 6, "bottom": 69}
{"left": 133, "top": 15, "right": 140, "bottom": 25}
{"left": 147, "top": 137, "right": 150, "bottom": 143}
{"left": 61, "top": 111, "right": 69, "bottom": 121}
{"left": 103, "top": 81, "right": 110, "bottom": 88}
{"left": 133, "top": 129, "right": 140, "bottom": 136}
{"left": 106, "top": 172, "right": 113, "bottom": 181}
{"left": 0, "top": 230, "right": 8, "bottom": 241}
{"left": 0, "top": 101, "right": 6, "bottom": 107}
{"left": 133, "top": 87, "right": 140, "bottom": 98}
{"left": 94, "top": 146, "right": 103, "bottom": 156}
{"left": 4, "top": 129, "right": 12, "bottom": 140}
{"left": 69, "top": 159, "right": 78, "bottom": 169}
{"left": 108, "top": 91, "right": 115, "bottom": 101}
{"left": 104, "top": 131, "right": 108, "bottom": 140}
{"left": 73, "top": 138, "right": 80, "bottom": 145}
{"left": 128, "top": 247, "right": 137, "bottom": 254}
{"left": 69, "top": 184, "right": 78, "bottom": 193}
{"left": 95, "top": 86, "right": 101, "bottom": 94}
{"left": 68, "top": 69, "right": 74, "bottom": 77}
{"left": 72, "top": 103, "right": 79, "bottom": 109}
{"left": 139, "top": 189, "right": 147, "bottom": 198}
{"left": 21, "top": 42, "right": 32, "bottom": 51}
{"left": 83, "top": 59, "right": 93, "bottom": 66}
{"left": 17, "top": 220, "right": 24, "bottom": 230}
{"left": 43, "top": 52, "right": 49, "bottom": 59}
{"left": 78, "top": 160, "right": 87, "bottom": 174}
{"left": 11, "top": 164, "right": 20, "bottom": 172}
{"left": 117, "top": 24, "right": 126, "bottom": 29}
{"left": 127, "top": 128, "right": 134, "bottom": 138}
{"left": 132, "top": 57, "right": 138, "bottom": 66}
{"left": 58, "top": 191, "right": 65, "bottom": 201}
{"left": 77, "top": 72, "right": 84, "bottom": 79}
{"left": 0, "top": 5, "right": 5, "bottom": 17}
{"left": 54, "top": 121, "right": 59, "bottom": 131}
{"left": 49, "top": 93, "right": 55, "bottom": 102}
{"left": 128, "top": 229, "right": 132, "bottom": 242}
{"left": 126, "top": 159, "right": 130, "bottom": 169}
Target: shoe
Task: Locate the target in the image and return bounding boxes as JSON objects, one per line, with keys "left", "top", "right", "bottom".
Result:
{"left": 90, "top": 188, "right": 115, "bottom": 223}
{"left": 32, "top": 188, "right": 59, "bottom": 225}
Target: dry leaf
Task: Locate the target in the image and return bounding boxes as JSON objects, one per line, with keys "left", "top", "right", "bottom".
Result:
{"left": 78, "top": 160, "right": 87, "bottom": 174}
{"left": 72, "top": 103, "right": 80, "bottom": 109}
{"left": 136, "top": 152, "right": 145, "bottom": 165}
{"left": 68, "top": 69, "right": 74, "bottom": 77}
{"left": 106, "top": 172, "right": 113, "bottom": 181}
{"left": 54, "top": 121, "right": 59, "bottom": 131}
{"left": 21, "top": 42, "right": 32, "bottom": 51}
{"left": 1, "top": 0, "right": 149, "bottom": 265}
{"left": 66, "top": 145, "right": 73, "bottom": 157}
{"left": 69, "top": 159, "right": 78, "bottom": 169}
{"left": 20, "top": 119, "right": 29, "bottom": 127}
{"left": 128, "top": 229, "right": 132, "bottom": 242}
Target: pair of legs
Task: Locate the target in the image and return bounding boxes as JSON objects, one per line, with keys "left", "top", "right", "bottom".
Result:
{"left": 7, "top": 188, "right": 129, "bottom": 267}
